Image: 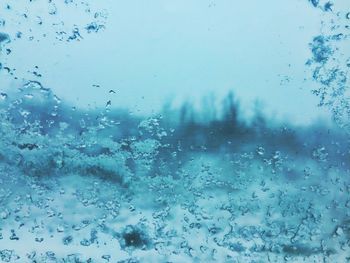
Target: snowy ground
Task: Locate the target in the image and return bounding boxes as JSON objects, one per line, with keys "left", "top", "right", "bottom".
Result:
{"left": 1, "top": 149, "right": 349, "bottom": 263}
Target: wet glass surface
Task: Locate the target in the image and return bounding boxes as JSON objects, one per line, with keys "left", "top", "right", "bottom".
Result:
{"left": 0, "top": 0, "right": 350, "bottom": 262}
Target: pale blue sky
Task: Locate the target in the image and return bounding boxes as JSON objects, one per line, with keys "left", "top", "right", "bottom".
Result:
{"left": 1, "top": 0, "right": 334, "bottom": 124}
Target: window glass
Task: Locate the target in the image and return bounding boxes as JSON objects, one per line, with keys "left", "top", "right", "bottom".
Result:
{"left": 0, "top": 0, "right": 349, "bottom": 261}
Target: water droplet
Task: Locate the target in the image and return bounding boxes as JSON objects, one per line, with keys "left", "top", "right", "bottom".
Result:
{"left": 309, "top": 0, "right": 319, "bottom": 8}
{"left": 102, "top": 255, "right": 111, "bottom": 261}
{"left": 256, "top": 146, "right": 265, "bottom": 156}
{"left": 0, "top": 92, "right": 8, "bottom": 100}
{"left": 272, "top": 151, "right": 281, "bottom": 160}
{"left": 80, "top": 238, "right": 91, "bottom": 246}
{"left": 68, "top": 28, "right": 82, "bottom": 41}
{"left": 35, "top": 237, "right": 44, "bottom": 242}
{"left": 24, "top": 94, "right": 34, "bottom": 99}
{"left": 335, "top": 227, "right": 343, "bottom": 236}
{"left": 54, "top": 95, "right": 61, "bottom": 104}
{"left": 48, "top": 3, "right": 57, "bottom": 15}
{"left": 62, "top": 236, "right": 73, "bottom": 245}
{"left": 19, "top": 110, "right": 30, "bottom": 118}
{"left": 57, "top": 225, "right": 65, "bottom": 232}
{"left": 23, "top": 80, "right": 43, "bottom": 90}
{"left": 79, "top": 119, "right": 86, "bottom": 128}
{"left": 85, "top": 22, "right": 105, "bottom": 33}
{"left": 0, "top": 210, "right": 9, "bottom": 219}
{"left": 0, "top": 32, "right": 10, "bottom": 44}
{"left": 312, "top": 146, "right": 328, "bottom": 162}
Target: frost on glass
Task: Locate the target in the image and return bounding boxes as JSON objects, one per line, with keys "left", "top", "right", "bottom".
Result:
{"left": 0, "top": 0, "right": 350, "bottom": 262}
